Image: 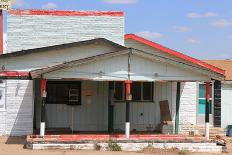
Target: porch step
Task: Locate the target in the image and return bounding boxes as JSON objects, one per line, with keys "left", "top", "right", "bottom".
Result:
{"left": 27, "top": 142, "right": 224, "bottom": 153}
{"left": 197, "top": 126, "right": 225, "bottom": 137}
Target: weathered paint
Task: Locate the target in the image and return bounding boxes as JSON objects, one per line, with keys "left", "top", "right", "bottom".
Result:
{"left": 0, "top": 43, "right": 122, "bottom": 71}
{"left": 43, "top": 53, "right": 211, "bottom": 81}
{"left": 178, "top": 82, "right": 197, "bottom": 133}
{"left": 34, "top": 81, "right": 108, "bottom": 131}
{"left": 125, "top": 34, "right": 225, "bottom": 76}
{"left": 7, "top": 11, "right": 124, "bottom": 52}
{"left": 125, "top": 38, "right": 224, "bottom": 80}
{"left": 0, "top": 80, "right": 33, "bottom": 136}
{"left": 114, "top": 82, "right": 176, "bottom": 131}
{"left": 8, "top": 10, "right": 124, "bottom": 16}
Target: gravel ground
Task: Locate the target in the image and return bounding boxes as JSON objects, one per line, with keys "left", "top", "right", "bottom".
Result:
{"left": 0, "top": 136, "right": 231, "bottom": 155}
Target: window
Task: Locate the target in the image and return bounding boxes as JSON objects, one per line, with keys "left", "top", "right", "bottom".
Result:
{"left": 46, "top": 81, "right": 81, "bottom": 105}
{"left": 198, "top": 83, "right": 213, "bottom": 114}
{"left": 114, "top": 82, "right": 153, "bottom": 102}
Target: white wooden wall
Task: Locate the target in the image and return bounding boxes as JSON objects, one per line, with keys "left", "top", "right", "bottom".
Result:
{"left": 113, "top": 82, "right": 176, "bottom": 131}
{"left": 221, "top": 83, "right": 232, "bottom": 128}
{"left": 34, "top": 81, "right": 177, "bottom": 132}
{"left": 35, "top": 81, "right": 108, "bottom": 131}
{"left": 0, "top": 80, "right": 33, "bottom": 136}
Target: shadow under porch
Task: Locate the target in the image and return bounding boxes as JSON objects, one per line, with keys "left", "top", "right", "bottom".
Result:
{"left": 33, "top": 79, "right": 178, "bottom": 135}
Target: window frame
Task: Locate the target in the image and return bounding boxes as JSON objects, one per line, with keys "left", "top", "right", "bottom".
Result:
{"left": 46, "top": 81, "right": 82, "bottom": 105}
{"left": 198, "top": 82, "right": 214, "bottom": 115}
{"left": 113, "top": 81, "right": 154, "bottom": 102}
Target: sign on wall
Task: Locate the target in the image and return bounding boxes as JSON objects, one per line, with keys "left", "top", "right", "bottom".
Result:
{"left": 0, "top": 0, "right": 13, "bottom": 10}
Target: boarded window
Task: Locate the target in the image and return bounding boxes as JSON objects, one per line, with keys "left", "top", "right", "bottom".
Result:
{"left": 47, "top": 81, "right": 81, "bottom": 105}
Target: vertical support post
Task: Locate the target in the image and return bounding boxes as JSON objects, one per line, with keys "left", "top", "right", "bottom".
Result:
{"left": 125, "top": 50, "right": 132, "bottom": 139}
{"left": 0, "top": 10, "right": 3, "bottom": 55}
{"left": 125, "top": 80, "right": 131, "bottom": 139}
{"left": 40, "top": 79, "right": 47, "bottom": 136}
{"left": 108, "top": 82, "right": 114, "bottom": 133}
{"left": 205, "top": 82, "right": 210, "bottom": 140}
{"left": 175, "top": 82, "right": 181, "bottom": 134}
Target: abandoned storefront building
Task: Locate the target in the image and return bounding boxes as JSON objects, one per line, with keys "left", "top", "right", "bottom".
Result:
{"left": 0, "top": 10, "right": 225, "bottom": 139}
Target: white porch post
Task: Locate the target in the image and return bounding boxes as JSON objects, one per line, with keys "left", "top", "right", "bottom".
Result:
{"left": 125, "top": 80, "right": 132, "bottom": 139}
{"left": 205, "top": 82, "right": 210, "bottom": 140}
{"left": 40, "top": 79, "right": 47, "bottom": 136}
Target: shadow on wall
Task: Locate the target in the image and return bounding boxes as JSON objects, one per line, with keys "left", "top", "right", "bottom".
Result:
{"left": 5, "top": 80, "right": 33, "bottom": 144}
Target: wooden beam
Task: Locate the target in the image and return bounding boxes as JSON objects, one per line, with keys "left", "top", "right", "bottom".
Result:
{"left": 175, "top": 82, "right": 181, "bottom": 134}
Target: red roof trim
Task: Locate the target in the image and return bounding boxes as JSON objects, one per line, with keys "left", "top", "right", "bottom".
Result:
{"left": 125, "top": 34, "right": 225, "bottom": 75}
{"left": 0, "top": 71, "right": 30, "bottom": 77}
{"left": 8, "top": 10, "right": 124, "bottom": 17}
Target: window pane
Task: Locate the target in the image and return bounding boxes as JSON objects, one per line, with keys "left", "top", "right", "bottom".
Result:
{"left": 143, "top": 82, "right": 152, "bottom": 101}
{"left": 198, "top": 99, "right": 206, "bottom": 114}
{"left": 114, "top": 82, "right": 123, "bottom": 100}
{"left": 47, "top": 84, "right": 57, "bottom": 103}
{"left": 199, "top": 83, "right": 213, "bottom": 98}
{"left": 47, "top": 82, "right": 81, "bottom": 105}
{"left": 199, "top": 84, "right": 205, "bottom": 98}
{"left": 131, "top": 82, "right": 141, "bottom": 101}
{"left": 198, "top": 99, "right": 212, "bottom": 114}
{"left": 56, "top": 84, "right": 69, "bottom": 102}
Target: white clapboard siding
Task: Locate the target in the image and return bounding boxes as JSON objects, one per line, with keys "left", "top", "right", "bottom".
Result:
{"left": 221, "top": 84, "right": 232, "bottom": 128}
{"left": 5, "top": 80, "right": 33, "bottom": 136}
{"left": 44, "top": 54, "right": 210, "bottom": 81}
{"left": 114, "top": 81, "right": 176, "bottom": 131}
{"left": 42, "top": 81, "right": 108, "bottom": 131}
{"left": 0, "top": 43, "right": 120, "bottom": 71}
{"left": 7, "top": 14, "right": 124, "bottom": 53}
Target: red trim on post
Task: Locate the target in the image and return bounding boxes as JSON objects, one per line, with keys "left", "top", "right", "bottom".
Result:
{"left": 8, "top": 10, "right": 124, "bottom": 17}
{"left": 41, "top": 79, "right": 47, "bottom": 94}
{"left": 125, "top": 34, "right": 225, "bottom": 75}
{"left": 125, "top": 80, "right": 132, "bottom": 101}
{"left": 0, "top": 10, "right": 3, "bottom": 55}
{"left": 206, "top": 82, "right": 210, "bottom": 101}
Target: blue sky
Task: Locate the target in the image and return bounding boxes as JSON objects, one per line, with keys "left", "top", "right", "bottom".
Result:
{"left": 5, "top": 0, "right": 232, "bottom": 59}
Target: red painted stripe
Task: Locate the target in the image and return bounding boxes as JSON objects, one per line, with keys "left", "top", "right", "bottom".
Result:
{"left": 0, "top": 71, "right": 29, "bottom": 77}
{"left": 125, "top": 34, "right": 225, "bottom": 75}
{"left": 27, "top": 134, "right": 206, "bottom": 143}
{"left": 8, "top": 9, "right": 124, "bottom": 16}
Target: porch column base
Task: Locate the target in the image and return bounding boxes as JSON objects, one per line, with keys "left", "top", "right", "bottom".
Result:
{"left": 205, "top": 122, "right": 209, "bottom": 140}
{"left": 125, "top": 122, "right": 130, "bottom": 139}
{"left": 40, "top": 122, "right": 45, "bottom": 136}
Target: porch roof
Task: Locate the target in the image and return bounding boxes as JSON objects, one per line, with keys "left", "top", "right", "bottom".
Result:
{"left": 30, "top": 48, "right": 225, "bottom": 81}
{"left": 125, "top": 34, "right": 225, "bottom": 75}
{"left": 0, "top": 38, "right": 225, "bottom": 81}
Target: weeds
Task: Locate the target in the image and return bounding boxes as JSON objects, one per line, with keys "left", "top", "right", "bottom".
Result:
{"left": 107, "top": 140, "right": 121, "bottom": 151}
{"left": 94, "top": 143, "right": 101, "bottom": 151}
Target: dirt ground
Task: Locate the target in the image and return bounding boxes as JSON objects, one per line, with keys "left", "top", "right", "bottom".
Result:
{"left": 0, "top": 137, "right": 231, "bottom": 155}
